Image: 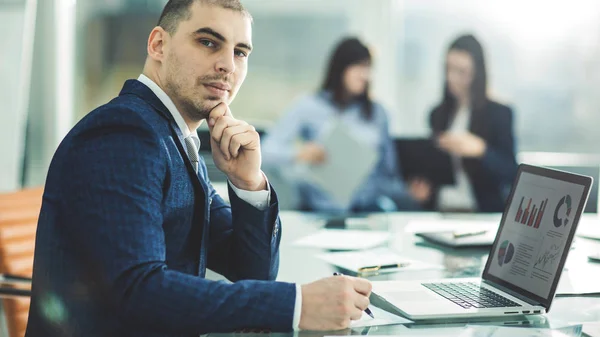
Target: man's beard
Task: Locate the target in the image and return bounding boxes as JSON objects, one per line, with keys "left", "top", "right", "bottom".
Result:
{"left": 178, "top": 93, "right": 215, "bottom": 121}
{"left": 164, "top": 52, "right": 228, "bottom": 121}
{"left": 164, "top": 77, "right": 218, "bottom": 122}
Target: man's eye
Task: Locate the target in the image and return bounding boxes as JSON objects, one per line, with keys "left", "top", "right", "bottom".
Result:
{"left": 199, "top": 40, "right": 215, "bottom": 48}
{"left": 235, "top": 50, "right": 248, "bottom": 58}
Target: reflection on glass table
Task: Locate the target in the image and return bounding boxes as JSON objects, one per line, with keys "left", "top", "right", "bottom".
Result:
{"left": 209, "top": 212, "right": 600, "bottom": 337}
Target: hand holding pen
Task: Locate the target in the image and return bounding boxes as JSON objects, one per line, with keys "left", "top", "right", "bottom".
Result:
{"left": 298, "top": 273, "right": 373, "bottom": 330}
{"left": 334, "top": 272, "right": 375, "bottom": 318}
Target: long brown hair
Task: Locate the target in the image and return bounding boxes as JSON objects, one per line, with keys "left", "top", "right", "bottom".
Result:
{"left": 321, "top": 37, "right": 374, "bottom": 120}
{"left": 436, "top": 34, "right": 488, "bottom": 126}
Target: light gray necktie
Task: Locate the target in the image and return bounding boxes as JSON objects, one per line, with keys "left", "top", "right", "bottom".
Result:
{"left": 184, "top": 136, "right": 199, "bottom": 173}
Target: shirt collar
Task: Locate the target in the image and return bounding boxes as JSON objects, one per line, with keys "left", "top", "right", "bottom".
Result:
{"left": 137, "top": 74, "right": 200, "bottom": 148}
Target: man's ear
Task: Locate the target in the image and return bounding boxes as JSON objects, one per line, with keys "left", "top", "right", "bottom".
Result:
{"left": 147, "top": 26, "right": 168, "bottom": 62}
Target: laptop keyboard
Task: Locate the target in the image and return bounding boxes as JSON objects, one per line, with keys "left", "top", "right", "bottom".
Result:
{"left": 422, "top": 282, "right": 522, "bottom": 309}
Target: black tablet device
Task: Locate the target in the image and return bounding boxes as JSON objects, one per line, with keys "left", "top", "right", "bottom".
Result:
{"left": 394, "top": 138, "right": 455, "bottom": 186}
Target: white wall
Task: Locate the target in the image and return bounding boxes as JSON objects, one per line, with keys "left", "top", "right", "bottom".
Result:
{"left": 0, "top": 0, "right": 36, "bottom": 192}
{"left": 25, "top": 0, "right": 75, "bottom": 187}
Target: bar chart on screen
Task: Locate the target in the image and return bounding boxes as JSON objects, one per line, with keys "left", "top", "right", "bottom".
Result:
{"left": 514, "top": 196, "right": 548, "bottom": 229}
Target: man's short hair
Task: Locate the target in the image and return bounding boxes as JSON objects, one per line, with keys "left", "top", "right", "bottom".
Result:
{"left": 157, "top": 0, "right": 251, "bottom": 35}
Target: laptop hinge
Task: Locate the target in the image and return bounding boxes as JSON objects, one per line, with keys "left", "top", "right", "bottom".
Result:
{"left": 482, "top": 280, "right": 543, "bottom": 307}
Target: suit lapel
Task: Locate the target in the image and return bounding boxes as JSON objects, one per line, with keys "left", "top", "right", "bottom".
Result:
{"left": 120, "top": 80, "right": 210, "bottom": 277}
{"left": 119, "top": 79, "right": 205, "bottom": 190}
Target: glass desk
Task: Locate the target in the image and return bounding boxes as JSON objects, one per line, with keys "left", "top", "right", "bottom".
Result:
{"left": 211, "top": 211, "right": 600, "bottom": 337}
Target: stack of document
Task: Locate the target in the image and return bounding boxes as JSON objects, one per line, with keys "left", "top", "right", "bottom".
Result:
{"left": 316, "top": 248, "right": 443, "bottom": 274}
{"left": 404, "top": 219, "right": 499, "bottom": 234}
{"left": 575, "top": 216, "right": 600, "bottom": 240}
{"left": 556, "top": 267, "right": 600, "bottom": 296}
{"left": 406, "top": 219, "right": 500, "bottom": 247}
{"left": 293, "top": 229, "right": 390, "bottom": 250}
{"left": 583, "top": 322, "right": 600, "bottom": 337}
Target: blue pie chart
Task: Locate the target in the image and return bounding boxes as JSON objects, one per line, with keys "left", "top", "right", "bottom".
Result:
{"left": 498, "top": 240, "right": 515, "bottom": 267}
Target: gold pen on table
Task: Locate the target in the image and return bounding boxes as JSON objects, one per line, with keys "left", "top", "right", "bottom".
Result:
{"left": 452, "top": 230, "right": 487, "bottom": 238}
{"left": 357, "top": 262, "right": 411, "bottom": 274}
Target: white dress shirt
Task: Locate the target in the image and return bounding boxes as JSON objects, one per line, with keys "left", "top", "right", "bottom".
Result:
{"left": 137, "top": 74, "right": 302, "bottom": 330}
{"left": 438, "top": 106, "right": 477, "bottom": 211}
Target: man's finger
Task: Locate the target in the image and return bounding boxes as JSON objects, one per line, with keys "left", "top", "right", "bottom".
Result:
{"left": 223, "top": 104, "right": 233, "bottom": 117}
{"left": 208, "top": 103, "right": 234, "bottom": 129}
{"left": 353, "top": 294, "right": 370, "bottom": 312}
{"left": 350, "top": 277, "right": 372, "bottom": 296}
{"left": 219, "top": 124, "right": 251, "bottom": 159}
{"left": 349, "top": 307, "right": 363, "bottom": 321}
{"left": 208, "top": 103, "right": 228, "bottom": 128}
{"left": 211, "top": 116, "right": 243, "bottom": 145}
{"left": 229, "top": 129, "right": 259, "bottom": 158}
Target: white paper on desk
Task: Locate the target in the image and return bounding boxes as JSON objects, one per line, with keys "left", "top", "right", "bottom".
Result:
{"left": 459, "top": 324, "right": 582, "bottom": 337}
{"left": 316, "top": 248, "right": 443, "bottom": 273}
{"left": 405, "top": 219, "right": 499, "bottom": 234}
{"left": 332, "top": 330, "right": 466, "bottom": 337}
{"left": 307, "top": 122, "right": 378, "bottom": 206}
{"left": 583, "top": 322, "right": 600, "bottom": 337}
{"left": 350, "top": 305, "right": 412, "bottom": 328}
{"left": 575, "top": 216, "right": 600, "bottom": 240}
{"left": 556, "top": 267, "right": 600, "bottom": 296}
{"left": 293, "top": 230, "right": 390, "bottom": 250}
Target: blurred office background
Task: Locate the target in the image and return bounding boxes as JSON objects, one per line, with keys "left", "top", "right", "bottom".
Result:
{"left": 2, "top": 1, "right": 600, "bottom": 335}
{"left": 4, "top": 0, "right": 600, "bottom": 192}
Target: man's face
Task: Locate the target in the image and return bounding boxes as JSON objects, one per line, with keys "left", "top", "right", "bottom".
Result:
{"left": 161, "top": 2, "right": 252, "bottom": 121}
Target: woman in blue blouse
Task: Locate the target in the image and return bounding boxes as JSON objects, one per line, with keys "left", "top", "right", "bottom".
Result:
{"left": 262, "top": 37, "right": 430, "bottom": 213}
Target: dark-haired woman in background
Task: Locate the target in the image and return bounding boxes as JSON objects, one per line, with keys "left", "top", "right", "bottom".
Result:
{"left": 262, "top": 37, "right": 429, "bottom": 213}
{"left": 429, "top": 34, "right": 518, "bottom": 212}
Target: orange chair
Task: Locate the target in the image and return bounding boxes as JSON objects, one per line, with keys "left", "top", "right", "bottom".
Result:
{"left": 0, "top": 187, "right": 43, "bottom": 337}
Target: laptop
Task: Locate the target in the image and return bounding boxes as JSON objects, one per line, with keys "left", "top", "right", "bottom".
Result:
{"left": 372, "top": 164, "right": 593, "bottom": 320}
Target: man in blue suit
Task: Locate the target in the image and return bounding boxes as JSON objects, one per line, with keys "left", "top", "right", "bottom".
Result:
{"left": 25, "top": 0, "right": 372, "bottom": 336}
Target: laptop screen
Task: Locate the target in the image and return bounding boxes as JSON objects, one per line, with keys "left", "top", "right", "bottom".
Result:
{"left": 483, "top": 166, "right": 591, "bottom": 307}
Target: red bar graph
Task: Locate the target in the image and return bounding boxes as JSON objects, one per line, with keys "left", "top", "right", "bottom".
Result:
{"left": 521, "top": 199, "right": 532, "bottom": 224}
{"left": 534, "top": 199, "right": 547, "bottom": 229}
{"left": 515, "top": 197, "right": 547, "bottom": 229}
{"left": 515, "top": 197, "right": 525, "bottom": 222}
{"left": 528, "top": 206, "right": 537, "bottom": 227}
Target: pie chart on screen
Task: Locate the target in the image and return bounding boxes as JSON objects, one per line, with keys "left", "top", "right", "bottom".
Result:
{"left": 554, "top": 195, "right": 572, "bottom": 228}
{"left": 498, "top": 240, "right": 515, "bottom": 267}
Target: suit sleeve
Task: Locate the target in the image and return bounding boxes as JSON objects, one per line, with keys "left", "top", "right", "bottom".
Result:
{"left": 61, "top": 110, "right": 295, "bottom": 334}
{"left": 480, "top": 105, "right": 518, "bottom": 184}
{"left": 203, "top": 168, "right": 282, "bottom": 282}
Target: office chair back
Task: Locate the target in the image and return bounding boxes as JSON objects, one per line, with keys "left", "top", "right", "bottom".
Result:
{"left": 0, "top": 187, "right": 42, "bottom": 337}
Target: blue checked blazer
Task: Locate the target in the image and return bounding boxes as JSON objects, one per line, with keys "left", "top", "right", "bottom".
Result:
{"left": 25, "top": 80, "right": 296, "bottom": 337}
